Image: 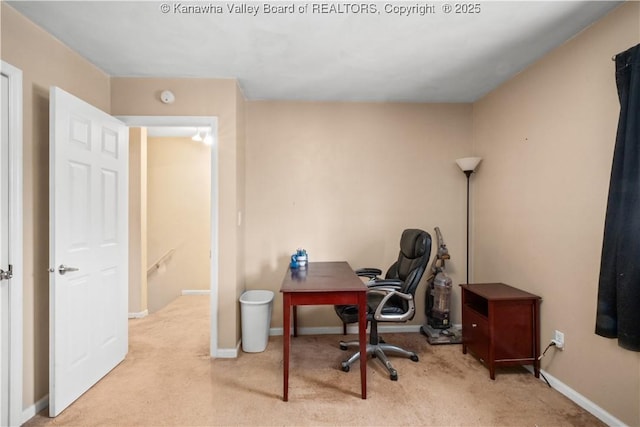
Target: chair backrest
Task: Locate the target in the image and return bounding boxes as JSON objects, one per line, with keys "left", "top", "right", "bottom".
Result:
{"left": 385, "top": 229, "right": 432, "bottom": 297}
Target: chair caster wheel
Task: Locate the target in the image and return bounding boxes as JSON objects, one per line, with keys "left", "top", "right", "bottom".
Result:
{"left": 341, "top": 363, "right": 350, "bottom": 373}
{"left": 410, "top": 354, "right": 419, "bottom": 362}
{"left": 390, "top": 370, "right": 398, "bottom": 381}
{"left": 339, "top": 343, "right": 348, "bottom": 351}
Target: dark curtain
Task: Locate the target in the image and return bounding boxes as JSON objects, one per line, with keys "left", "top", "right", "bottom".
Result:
{"left": 596, "top": 43, "right": 640, "bottom": 352}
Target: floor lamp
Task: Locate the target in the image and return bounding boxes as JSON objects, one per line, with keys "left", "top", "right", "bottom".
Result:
{"left": 456, "top": 157, "right": 482, "bottom": 284}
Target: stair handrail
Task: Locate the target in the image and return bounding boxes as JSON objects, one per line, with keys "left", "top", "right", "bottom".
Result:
{"left": 147, "top": 248, "right": 175, "bottom": 274}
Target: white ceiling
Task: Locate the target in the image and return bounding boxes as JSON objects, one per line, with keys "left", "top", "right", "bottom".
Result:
{"left": 7, "top": 1, "right": 622, "bottom": 102}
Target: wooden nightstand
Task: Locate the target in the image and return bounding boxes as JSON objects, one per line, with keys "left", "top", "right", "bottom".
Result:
{"left": 460, "top": 283, "right": 541, "bottom": 379}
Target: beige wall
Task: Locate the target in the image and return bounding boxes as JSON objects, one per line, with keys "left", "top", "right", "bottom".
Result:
{"left": 110, "top": 78, "right": 245, "bottom": 349}
{"left": 235, "top": 86, "right": 247, "bottom": 335}
{"left": 1, "top": 3, "right": 112, "bottom": 409}
{"left": 128, "top": 128, "right": 148, "bottom": 314}
{"left": 245, "top": 101, "right": 473, "bottom": 328}
{"left": 146, "top": 136, "right": 211, "bottom": 312}
{"left": 472, "top": 2, "right": 640, "bottom": 425}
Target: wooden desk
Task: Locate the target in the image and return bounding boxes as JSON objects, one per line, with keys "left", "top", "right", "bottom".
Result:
{"left": 460, "top": 283, "right": 541, "bottom": 380}
{"left": 280, "top": 261, "right": 368, "bottom": 401}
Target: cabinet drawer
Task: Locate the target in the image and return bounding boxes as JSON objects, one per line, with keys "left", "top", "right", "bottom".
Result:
{"left": 463, "top": 306, "right": 489, "bottom": 363}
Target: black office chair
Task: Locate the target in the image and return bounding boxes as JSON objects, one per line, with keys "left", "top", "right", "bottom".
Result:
{"left": 334, "top": 228, "right": 432, "bottom": 380}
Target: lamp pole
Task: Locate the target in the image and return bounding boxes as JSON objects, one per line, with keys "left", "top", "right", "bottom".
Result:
{"left": 455, "top": 157, "right": 482, "bottom": 285}
{"left": 464, "top": 170, "right": 472, "bottom": 284}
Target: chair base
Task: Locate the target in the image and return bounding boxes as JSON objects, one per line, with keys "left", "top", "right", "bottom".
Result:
{"left": 339, "top": 339, "right": 419, "bottom": 381}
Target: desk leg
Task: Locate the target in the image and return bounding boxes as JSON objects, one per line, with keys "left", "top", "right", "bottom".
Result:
{"left": 283, "top": 294, "right": 291, "bottom": 402}
{"left": 358, "top": 292, "right": 367, "bottom": 399}
{"left": 533, "top": 300, "right": 540, "bottom": 378}
{"left": 293, "top": 306, "right": 298, "bottom": 337}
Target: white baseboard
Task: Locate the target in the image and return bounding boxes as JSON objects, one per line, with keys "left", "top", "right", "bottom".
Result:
{"left": 269, "top": 324, "right": 420, "bottom": 336}
{"left": 215, "top": 340, "right": 240, "bottom": 358}
{"left": 526, "top": 367, "right": 626, "bottom": 427}
{"left": 128, "top": 309, "right": 148, "bottom": 319}
{"left": 22, "top": 394, "right": 48, "bottom": 424}
{"left": 182, "top": 290, "right": 211, "bottom": 295}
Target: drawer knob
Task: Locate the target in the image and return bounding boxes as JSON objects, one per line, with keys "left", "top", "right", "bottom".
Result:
{"left": 472, "top": 323, "right": 477, "bottom": 328}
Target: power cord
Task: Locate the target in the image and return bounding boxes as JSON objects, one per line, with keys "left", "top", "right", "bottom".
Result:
{"left": 538, "top": 341, "right": 556, "bottom": 360}
{"left": 537, "top": 341, "right": 557, "bottom": 388}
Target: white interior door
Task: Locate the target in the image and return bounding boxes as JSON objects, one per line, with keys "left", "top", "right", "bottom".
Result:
{"left": 49, "top": 87, "right": 128, "bottom": 416}
{"left": 0, "top": 60, "right": 22, "bottom": 427}
{"left": 1, "top": 71, "right": 10, "bottom": 427}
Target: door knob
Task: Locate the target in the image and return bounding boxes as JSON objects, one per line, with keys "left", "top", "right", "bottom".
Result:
{"left": 0, "top": 265, "right": 12, "bottom": 281}
{"left": 58, "top": 264, "right": 79, "bottom": 275}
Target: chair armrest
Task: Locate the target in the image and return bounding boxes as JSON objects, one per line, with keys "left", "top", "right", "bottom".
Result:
{"left": 355, "top": 268, "right": 382, "bottom": 279}
{"left": 368, "top": 288, "right": 416, "bottom": 323}
{"left": 367, "top": 279, "right": 402, "bottom": 289}
{"left": 368, "top": 286, "right": 402, "bottom": 294}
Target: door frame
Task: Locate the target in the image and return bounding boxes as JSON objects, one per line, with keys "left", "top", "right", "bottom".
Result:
{"left": 117, "top": 116, "right": 219, "bottom": 357}
{"left": 1, "top": 61, "right": 23, "bottom": 426}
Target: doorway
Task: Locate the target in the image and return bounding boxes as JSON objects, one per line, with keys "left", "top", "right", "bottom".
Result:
{"left": 118, "top": 116, "right": 219, "bottom": 357}
{"left": 1, "top": 61, "right": 23, "bottom": 427}
{"left": 146, "top": 129, "right": 212, "bottom": 312}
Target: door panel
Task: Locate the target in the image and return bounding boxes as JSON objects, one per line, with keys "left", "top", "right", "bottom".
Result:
{"left": 50, "top": 87, "right": 128, "bottom": 416}
{"left": 0, "top": 71, "right": 10, "bottom": 427}
{"left": 0, "top": 61, "right": 22, "bottom": 427}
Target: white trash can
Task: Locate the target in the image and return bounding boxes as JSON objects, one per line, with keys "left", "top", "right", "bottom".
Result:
{"left": 240, "top": 290, "right": 274, "bottom": 353}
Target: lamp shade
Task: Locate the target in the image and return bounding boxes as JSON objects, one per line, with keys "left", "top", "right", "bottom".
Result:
{"left": 456, "top": 157, "right": 482, "bottom": 172}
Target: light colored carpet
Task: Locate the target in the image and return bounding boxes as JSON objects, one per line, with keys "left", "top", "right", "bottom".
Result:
{"left": 25, "top": 295, "right": 604, "bottom": 426}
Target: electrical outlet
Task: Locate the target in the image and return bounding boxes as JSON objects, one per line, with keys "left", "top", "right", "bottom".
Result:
{"left": 552, "top": 330, "right": 565, "bottom": 350}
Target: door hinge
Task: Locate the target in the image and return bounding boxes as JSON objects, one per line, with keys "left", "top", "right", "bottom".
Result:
{"left": 0, "top": 264, "right": 13, "bottom": 281}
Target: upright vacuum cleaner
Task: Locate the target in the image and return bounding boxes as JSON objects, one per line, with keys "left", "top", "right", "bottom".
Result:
{"left": 421, "top": 227, "right": 462, "bottom": 344}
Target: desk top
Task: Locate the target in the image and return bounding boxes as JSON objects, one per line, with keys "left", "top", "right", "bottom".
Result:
{"left": 280, "top": 261, "right": 366, "bottom": 293}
